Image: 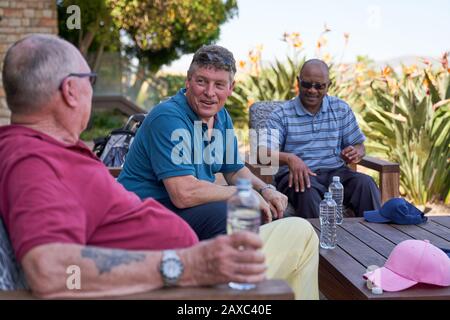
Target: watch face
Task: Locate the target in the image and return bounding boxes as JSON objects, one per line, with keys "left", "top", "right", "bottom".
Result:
{"left": 163, "top": 259, "right": 182, "bottom": 279}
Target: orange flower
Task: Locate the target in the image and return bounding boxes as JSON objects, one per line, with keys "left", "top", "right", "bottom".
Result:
{"left": 238, "top": 60, "right": 246, "bottom": 69}
{"left": 387, "top": 79, "right": 399, "bottom": 94}
{"left": 247, "top": 98, "right": 255, "bottom": 108}
{"left": 293, "top": 40, "right": 303, "bottom": 48}
{"left": 248, "top": 49, "right": 261, "bottom": 64}
{"left": 316, "top": 36, "right": 327, "bottom": 50}
{"left": 403, "top": 64, "right": 418, "bottom": 76}
{"left": 381, "top": 66, "right": 392, "bottom": 78}
{"left": 283, "top": 32, "right": 303, "bottom": 50}
{"left": 356, "top": 75, "right": 365, "bottom": 86}
{"left": 323, "top": 53, "right": 332, "bottom": 64}
{"left": 355, "top": 63, "right": 365, "bottom": 74}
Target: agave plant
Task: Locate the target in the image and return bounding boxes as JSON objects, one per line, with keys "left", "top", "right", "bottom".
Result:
{"left": 226, "top": 54, "right": 305, "bottom": 125}
{"left": 361, "top": 71, "right": 450, "bottom": 205}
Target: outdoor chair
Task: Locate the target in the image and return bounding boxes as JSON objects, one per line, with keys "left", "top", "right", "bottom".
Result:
{"left": 246, "top": 101, "right": 400, "bottom": 208}
{"left": 0, "top": 217, "right": 293, "bottom": 300}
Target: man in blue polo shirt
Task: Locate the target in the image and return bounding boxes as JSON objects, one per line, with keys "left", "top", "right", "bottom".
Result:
{"left": 118, "top": 45, "right": 288, "bottom": 240}
{"left": 260, "top": 59, "right": 381, "bottom": 218}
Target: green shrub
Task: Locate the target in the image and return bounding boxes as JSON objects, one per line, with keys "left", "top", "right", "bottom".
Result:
{"left": 361, "top": 71, "right": 450, "bottom": 204}
{"left": 80, "top": 110, "right": 127, "bottom": 141}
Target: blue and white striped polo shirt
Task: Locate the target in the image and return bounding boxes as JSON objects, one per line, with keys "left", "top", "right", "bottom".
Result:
{"left": 261, "top": 95, "right": 365, "bottom": 176}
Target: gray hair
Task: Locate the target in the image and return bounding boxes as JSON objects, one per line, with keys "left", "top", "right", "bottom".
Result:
{"left": 2, "top": 34, "right": 81, "bottom": 114}
{"left": 187, "top": 45, "right": 236, "bottom": 82}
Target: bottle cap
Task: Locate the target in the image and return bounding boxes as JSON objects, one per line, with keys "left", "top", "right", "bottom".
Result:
{"left": 372, "top": 286, "right": 383, "bottom": 295}
{"left": 332, "top": 176, "right": 340, "bottom": 182}
{"left": 324, "top": 192, "right": 332, "bottom": 199}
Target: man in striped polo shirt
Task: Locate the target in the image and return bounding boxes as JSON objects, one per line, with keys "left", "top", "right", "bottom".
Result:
{"left": 260, "top": 59, "right": 381, "bottom": 218}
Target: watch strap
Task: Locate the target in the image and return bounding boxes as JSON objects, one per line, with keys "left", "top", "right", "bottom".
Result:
{"left": 259, "top": 184, "right": 276, "bottom": 194}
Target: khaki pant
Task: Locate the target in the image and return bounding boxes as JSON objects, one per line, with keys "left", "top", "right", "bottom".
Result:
{"left": 260, "top": 217, "right": 319, "bottom": 300}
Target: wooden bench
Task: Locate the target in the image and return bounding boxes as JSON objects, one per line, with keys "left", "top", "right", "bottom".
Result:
{"left": 0, "top": 203, "right": 293, "bottom": 300}
{"left": 247, "top": 101, "right": 400, "bottom": 204}
{"left": 0, "top": 279, "right": 294, "bottom": 300}
{"left": 245, "top": 156, "right": 399, "bottom": 204}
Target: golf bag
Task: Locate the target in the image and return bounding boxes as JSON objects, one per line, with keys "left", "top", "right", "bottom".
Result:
{"left": 93, "top": 113, "right": 146, "bottom": 167}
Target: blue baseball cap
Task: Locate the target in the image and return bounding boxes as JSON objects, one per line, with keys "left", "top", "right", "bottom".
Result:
{"left": 364, "top": 198, "right": 428, "bottom": 224}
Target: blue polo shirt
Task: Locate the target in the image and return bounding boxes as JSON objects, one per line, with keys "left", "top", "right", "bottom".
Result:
{"left": 262, "top": 95, "right": 365, "bottom": 177}
{"left": 118, "top": 88, "right": 244, "bottom": 201}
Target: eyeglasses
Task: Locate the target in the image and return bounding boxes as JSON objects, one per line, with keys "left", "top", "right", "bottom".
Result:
{"left": 299, "top": 79, "right": 329, "bottom": 90}
{"left": 60, "top": 72, "right": 97, "bottom": 89}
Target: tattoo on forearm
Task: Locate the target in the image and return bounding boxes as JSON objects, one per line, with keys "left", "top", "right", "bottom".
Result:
{"left": 81, "top": 247, "right": 145, "bottom": 274}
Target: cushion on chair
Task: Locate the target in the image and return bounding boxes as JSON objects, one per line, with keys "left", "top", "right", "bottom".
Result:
{"left": 249, "top": 101, "right": 285, "bottom": 130}
{"left": 249, "top": 101, "right": 298, "bottom": 217}
{"left": 0, "top": 218, "right": 28, "bottom": 290}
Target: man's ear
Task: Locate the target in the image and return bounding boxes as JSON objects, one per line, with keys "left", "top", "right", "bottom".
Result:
{"left": 229, "top": 80, "right": 235, "bottom": 92}
{"left": 60, "top": 78, "right": 77, "bottom": 108}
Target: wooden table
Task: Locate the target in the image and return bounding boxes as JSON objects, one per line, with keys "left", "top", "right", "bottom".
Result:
{"left": 309, "top": 216, "right": 450, "bottom": 300}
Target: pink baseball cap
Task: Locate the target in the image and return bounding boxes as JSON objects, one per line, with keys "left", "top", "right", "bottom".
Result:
{"left": 364, "top": 239, "right": 450, "bottom": 292}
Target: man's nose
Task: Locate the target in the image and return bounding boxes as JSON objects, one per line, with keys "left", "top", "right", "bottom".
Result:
{"left": 204, "top": 83, "right": 215, "bottom": 97}
{"left": 305, "top": 87, "right": 318, "bottom": 94}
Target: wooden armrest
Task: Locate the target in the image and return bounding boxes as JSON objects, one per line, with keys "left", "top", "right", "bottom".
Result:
{"left": 0, "top": 279, "right": 294, "bottom": 300}
{"left": 359, "top": 156, "right": 399, "bottom": 173}
{"left": 245, "top": 162, "right": 274, "bottom": 184}
{"left": 108, "top": 167, "right": 122, "bottom": 178}
{"left": 356, "top": 156, "right": 400, "bottom": 203}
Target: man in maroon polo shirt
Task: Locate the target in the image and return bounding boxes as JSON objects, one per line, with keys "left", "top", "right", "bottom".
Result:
{"left": 0, "top": 34, "right": 319, "bottom": 299}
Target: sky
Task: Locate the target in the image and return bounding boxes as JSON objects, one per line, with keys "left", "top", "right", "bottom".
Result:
{"left": 163, "top": 0, "right": 450, "bottom": 73}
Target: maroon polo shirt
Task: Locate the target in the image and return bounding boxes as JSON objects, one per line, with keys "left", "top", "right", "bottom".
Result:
{"left": 0, "top": 125, "right": 198, "bottom": 262}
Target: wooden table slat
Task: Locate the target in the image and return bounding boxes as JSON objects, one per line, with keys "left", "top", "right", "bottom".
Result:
{"left": 310, "top": 226, "right": 372, "bottom": 300}
{"left": 416, "top": 219, "right": 450, "bottom": 244}
{"left": 389, "top": 224, "right": 450, "bottom": 247}
{"left": 339, "top": 221, "right": 396, "bottom": 258}
{"left": 430, "top": 216, "right": 450, "bottom": 229}
{"left": 311, "top": 219, "right": 392, "bottom": 268}
{"left": 360, "top": 220, "right": 414, "bottom": 244}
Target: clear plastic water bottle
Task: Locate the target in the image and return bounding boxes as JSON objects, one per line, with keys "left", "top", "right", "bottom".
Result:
{"left": 329, "top": 176, "right": 344, "bottom": 225}
{"left": 227, "top": 178, "right": 261, "bottom": 290}
{"left": 320, "top": 192, "right": 337, "bottom": 249}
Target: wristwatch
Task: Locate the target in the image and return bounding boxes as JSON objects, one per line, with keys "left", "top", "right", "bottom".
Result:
{"left": 159, "top": 250, "right": 184, "bottom": 287}
{"left": 259, "top": 184, "right": 276, "bottom": 194}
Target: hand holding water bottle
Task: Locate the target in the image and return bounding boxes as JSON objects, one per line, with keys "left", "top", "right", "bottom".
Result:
{"left": 179, "top": 232, "right": 266, "bottom": 287}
